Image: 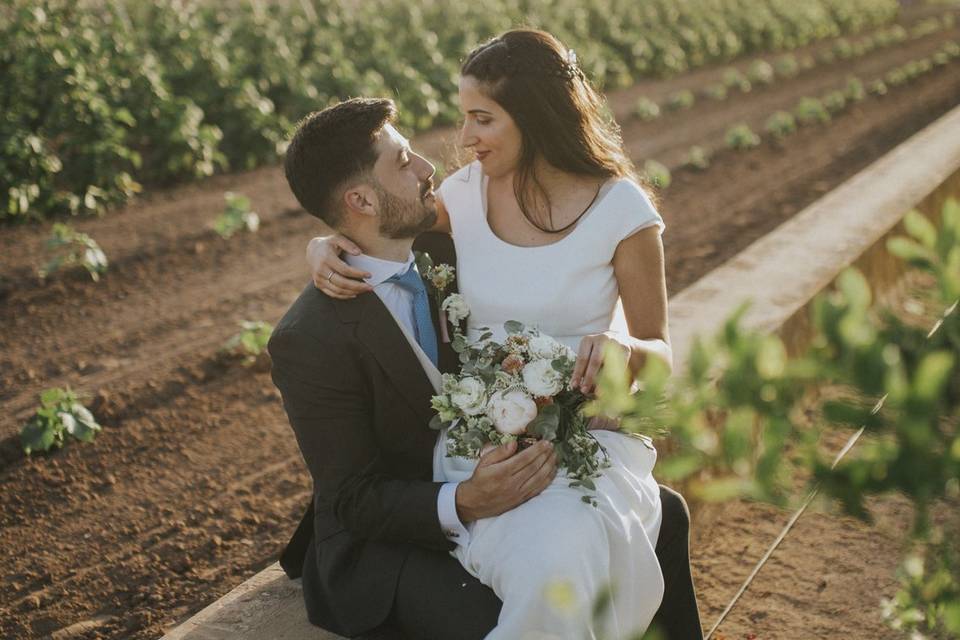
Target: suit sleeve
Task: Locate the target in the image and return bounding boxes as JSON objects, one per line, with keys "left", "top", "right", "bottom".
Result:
{"left": 269, "top": 326, "right": 453, "bottom": 551}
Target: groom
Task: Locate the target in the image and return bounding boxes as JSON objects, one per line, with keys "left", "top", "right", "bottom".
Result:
{"left": 271, "top": 97, "right": 702, "bottom": 639}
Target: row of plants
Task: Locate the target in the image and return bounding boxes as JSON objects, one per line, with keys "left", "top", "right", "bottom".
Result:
{"left": 36, "top": 192, "right": 261, "bottom": 284}
{"left": 594, "top": 197, "right": 960, "bottom": 638}
{"left": 631, "top": 10, "right": 956, "bottom": 122}
{"left": 20, "top": 315, "right": 273, "bottom": 454}
{"left": 641, "top": 38, "right": 960, "bottom": 179}
{"left": 3, "top": 0, "right": 902, "bottom": 222}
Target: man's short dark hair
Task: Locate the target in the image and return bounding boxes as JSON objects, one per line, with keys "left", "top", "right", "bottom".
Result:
{"left": 284, "top": 98, "right": 397, "bottom": 227}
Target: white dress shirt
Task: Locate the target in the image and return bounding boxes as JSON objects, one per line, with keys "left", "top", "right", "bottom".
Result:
{"left": 345, "top": 252, "right": 470, "bottom": 546}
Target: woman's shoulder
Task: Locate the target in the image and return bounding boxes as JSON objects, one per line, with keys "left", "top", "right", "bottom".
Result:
{"left": 440, "top": 160, "right": 483, "bottom": 190}
{"left": 596, "top": 175, "right": 664, "bottom": 239}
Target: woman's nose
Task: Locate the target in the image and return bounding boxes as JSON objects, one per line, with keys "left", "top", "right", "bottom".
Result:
{"left": 459, "top": 122, "right": 476, "bottom": 148}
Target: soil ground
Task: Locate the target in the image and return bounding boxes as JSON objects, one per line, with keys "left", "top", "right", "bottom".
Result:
{"left": 1, "top": 6, "right": 959, "bottom": 639}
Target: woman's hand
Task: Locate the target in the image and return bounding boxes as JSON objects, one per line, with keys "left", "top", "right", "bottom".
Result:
{"left": 570, "top": 331, "right": 632, "bottom": 395}
{"left": 307, "top": 235, "right": 373, "bottom": 299}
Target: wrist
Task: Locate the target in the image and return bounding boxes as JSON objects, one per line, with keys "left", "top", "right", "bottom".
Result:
{"left": 455, "top": 481, "right": 479, "bottom": 524}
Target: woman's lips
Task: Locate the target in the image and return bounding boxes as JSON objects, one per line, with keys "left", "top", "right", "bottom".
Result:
{"left": 476, "top": 151, "right": 490, "bottom": 161}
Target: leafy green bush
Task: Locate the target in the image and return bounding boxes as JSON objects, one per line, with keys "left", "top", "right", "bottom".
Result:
{"left": 2, "top": 0, "right": 901, "bottom": 221}
{"left": 725, "top": 123, "right": 761, "bottom": 150}
{"left": 794, "top": 97, "right": 831, "bottom": 125}
{"left": 223, "top": 320, "right": 274, "bottom": 365}
{"left": 21, "top": 388, "right": 103, "bottom": 454}
{"left": 845, "top": 76, "right": 866, "bottom": 102}
{"left": 702, "top": 82, "right": 728, "bottom": 101}
{"left": 773, "top": 54, "right": 800, "bottom": 78}
{"left": 764, "top": 111, "right": 797, "bottom": 141}
{"left": 747, "top": 59, "right": 775, "bottom": 86}
{"left": 821, "top": 90, "right": 848, "bottom": 114}
{"left": 665, "top": 90, "right": 695, "bottom": 112}
{"left": 683, "top": 146, "right": 711, "bottom": 171}
{"left": 593, "top": 197, "right": 960, "bottom": 636}
{"left": 632, "top": 97, "right": 661, "bottom": 121}
{"left": 213, "top": 192, "right": 260, "bottom": 239}
{"left": 642, "top": 159, "right": 671, "bottom": 189}
{"left": 38, "top": 223, "right": 108, "bottom": 282}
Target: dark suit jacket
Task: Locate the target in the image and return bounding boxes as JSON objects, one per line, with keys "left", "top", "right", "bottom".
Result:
{"left": 269, "top": 233, "right": 461, "bottom": 637}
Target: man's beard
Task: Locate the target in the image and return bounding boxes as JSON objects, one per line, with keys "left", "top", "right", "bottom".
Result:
{"left": 375, "top": 183, "right": 438, "bottom": 239}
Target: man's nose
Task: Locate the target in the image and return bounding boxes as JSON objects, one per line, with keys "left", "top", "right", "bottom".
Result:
{"left": 415, "top": 155, "right": 435, "bottom": 181}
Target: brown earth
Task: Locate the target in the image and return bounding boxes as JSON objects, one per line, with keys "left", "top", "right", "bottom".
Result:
{"left": 1, "top": 10, "right": 959, "bottom": 640}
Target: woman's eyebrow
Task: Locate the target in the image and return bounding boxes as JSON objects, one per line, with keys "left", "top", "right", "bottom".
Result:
{"left": 467, "top": 109, "right": 493, "bottom": 115}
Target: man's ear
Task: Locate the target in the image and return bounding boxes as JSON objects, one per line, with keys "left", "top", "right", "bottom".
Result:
{"left": 343, "top": 183, "right": 378, "bottom": 218}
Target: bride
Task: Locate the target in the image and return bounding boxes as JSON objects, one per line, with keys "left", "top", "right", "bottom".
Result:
{"left": 309, "top": 29, "right": 676, "bottom": 639}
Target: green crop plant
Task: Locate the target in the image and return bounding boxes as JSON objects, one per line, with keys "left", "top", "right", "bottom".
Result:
{"left": 213, "top": 192, "right": 260, "bottom": 239}
{"left": 702, "top": 83, "right": 728, "bottom": 101}
{"left": 632, "top": 97, "right": 661, "bottom": 121}
{"left": 845, "top": 77, "right": 866, "bottom": 102}
{"left": 764, "top": 111, "right": 797, "bottom": 141}
{"left": 832, "top": 37, "right": 854, "bottom": 60}
{"left": 822, "top": 90, "right": 848, "bottom": 114}
{"left": 592, "top": 198, "right": 960, "bottom": 637}
{"left": 795, "top": 97, "right": 831, "bottom": 126}
{"left": 665, "top": 90, "right": 695, "bottom": 112}
{"left": 2, "top": 0, "right": 902, "bottom": 220}
{"left": 683, "top": 146, "right": 711, "bottom": 171}
{"left": 868, "top": 79, "right": 889, "bottom": 96}
{"left": 725, "top": 123, "right": 761, "bottom": 151}
{"left": 643, "top": 160, "right": 672, "bottom": 190}
{"left": 21, "top": 388, "right": 103, "bottom": 454}
{"left": 774, "top": 54, "right": 800, "bottom": 78}
{"left": 722, "top": 67, "right": 751, "bottom": 93}
{"left": 38, "top": 223, "right": 108, "bottom": 282}
{"left": 223, "top": 320, "right": 274, "bottom": 366}
{"left": 747, "top": 59, "right": 775, "bottom": 86}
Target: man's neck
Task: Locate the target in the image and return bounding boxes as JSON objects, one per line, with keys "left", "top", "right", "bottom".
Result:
{"left": 354, "top": 236, "right": 415, "bottom": 263}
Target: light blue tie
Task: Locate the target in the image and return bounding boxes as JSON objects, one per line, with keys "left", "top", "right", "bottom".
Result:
{"left": 386, "top": 267, "right": 439, "bottom": 368}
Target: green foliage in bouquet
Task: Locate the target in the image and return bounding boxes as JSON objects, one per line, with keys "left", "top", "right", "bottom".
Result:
{"left": 38, "top": 223, "right": 108, "bottom": 282}
{"left": 21, "top": 388, "right": 103, "bottom": 455}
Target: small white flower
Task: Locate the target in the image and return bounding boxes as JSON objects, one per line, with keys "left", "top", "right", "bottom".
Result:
{"left": 450, "top": 377, "right": 487, "bottom": 416}
{"left": 522, "top": 359, "right": 564, "bottom": 397}
{"left": 442, "top": 293, "right": 470, "bottom": 325}
{"left": 527, "top": 334, "right": 563, "bottom": 359}
{"left": 486, "top": 389, "right": 537, "bottom": 435}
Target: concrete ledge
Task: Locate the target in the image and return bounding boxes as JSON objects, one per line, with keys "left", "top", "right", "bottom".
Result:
{"left": 162, "top": 104, "right": 960, "bottom": 640}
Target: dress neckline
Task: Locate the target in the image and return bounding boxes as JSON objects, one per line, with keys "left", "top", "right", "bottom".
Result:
{"left": 478, "top": 166, "right": 620, "bottom": 250}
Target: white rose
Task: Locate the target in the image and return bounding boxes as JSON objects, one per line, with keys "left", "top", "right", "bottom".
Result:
{"left": 527, "top": 334, "right": 563, "bottom": 359}
{"left": 486, "top": 390, "right": 537, "bottom": 435}
{"left": 522, "top": 359, "right": 564, "bottom": 397}
{"left": 441, "top": 293, "right": 470, "bottom": 325}
{"left": 450, "top": 377, "right": 487, "bottom": 416}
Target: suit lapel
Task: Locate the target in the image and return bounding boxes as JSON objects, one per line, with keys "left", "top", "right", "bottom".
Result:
{"left": 337, "top": 293, "right": 438, "bottom": 426}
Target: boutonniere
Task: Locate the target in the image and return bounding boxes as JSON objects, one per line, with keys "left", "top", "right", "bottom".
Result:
{"left": 415, "top": 251, "right": 469, "bottom": 344}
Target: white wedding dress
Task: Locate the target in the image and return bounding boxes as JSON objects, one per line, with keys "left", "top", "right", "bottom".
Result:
{"left": 431, "top": 161, "right": 668, "bottom": 640}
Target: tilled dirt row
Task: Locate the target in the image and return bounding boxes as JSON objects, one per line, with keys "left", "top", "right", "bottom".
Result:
{"left": 1, "top": 26, "right": 959, "bottom": 640}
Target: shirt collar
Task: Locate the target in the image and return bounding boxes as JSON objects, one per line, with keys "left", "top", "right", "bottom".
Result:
{"left": 345, "top": 251, "right": 416, "bottom": 287}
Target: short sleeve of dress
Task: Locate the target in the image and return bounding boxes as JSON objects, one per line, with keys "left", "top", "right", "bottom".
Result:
{"left": 610, "top": 179, "right": 665, "bottom": 242}
{"left": 438, "top": 162, "right": 480, "bottom": 238}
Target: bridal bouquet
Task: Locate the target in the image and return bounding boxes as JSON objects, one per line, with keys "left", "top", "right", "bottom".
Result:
{"left": 420, "top": 256, "right": 609, "bottom": 491}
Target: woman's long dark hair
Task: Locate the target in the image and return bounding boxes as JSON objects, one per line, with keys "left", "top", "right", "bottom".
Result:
{"left": 461, "top": 29, "right": 644, "bottom": 232}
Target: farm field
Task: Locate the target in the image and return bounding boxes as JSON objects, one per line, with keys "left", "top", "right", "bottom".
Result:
{"left": 2, "top": 3, "right": 960, "bottom": 640}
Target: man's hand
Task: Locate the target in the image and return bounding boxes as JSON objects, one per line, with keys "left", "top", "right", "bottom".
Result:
{"left": 455, "top": 440, "right": 558, "bottom": 523}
